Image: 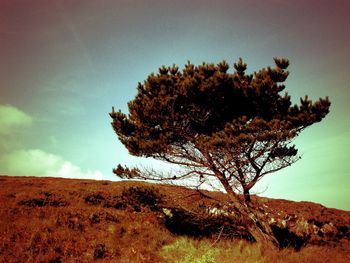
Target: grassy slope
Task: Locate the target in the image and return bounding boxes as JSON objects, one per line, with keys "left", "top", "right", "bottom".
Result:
{"left": 0, "top": 175, "right": 349, "bottom": 263}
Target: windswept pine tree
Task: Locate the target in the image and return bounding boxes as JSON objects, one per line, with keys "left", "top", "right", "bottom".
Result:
{"left": 110, "top": 58, "right": 330, "bottom": 247}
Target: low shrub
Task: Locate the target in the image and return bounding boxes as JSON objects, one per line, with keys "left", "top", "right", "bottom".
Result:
{"left": 84, "top": 186, "right": 164, "bottom": 212}
{"left": 18, "top": 192, "right": 68, "bottom": 207}
{"left": 271, "top": 225, "right": 309, "bottom": 250}
{"left": 162, "top": 207, "right": 253, "bottom": 241}
{"left": 119, "top": 186, "right": 165, "bottom": 212}
{"left": 94, "top": 244, "right": 108, "bottom": 259}
{"left": 84, "top": 193, "right": 105, "bottom": 205}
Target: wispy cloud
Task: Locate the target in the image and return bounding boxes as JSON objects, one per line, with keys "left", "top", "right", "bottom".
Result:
{"left": 0, "top": 104, "right": 32, "bottom": 135}
{"left": 0, "top": 149, "right": 103, "bottom": 180}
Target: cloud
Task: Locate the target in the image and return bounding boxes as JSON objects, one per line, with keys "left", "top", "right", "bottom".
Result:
{"left": 0, "top": 149, "right": 103, "bottom": 180}
{"left": 0, "top": 104, "right": 32, "bottom": 135}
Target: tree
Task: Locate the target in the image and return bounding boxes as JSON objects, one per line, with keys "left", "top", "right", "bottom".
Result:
{"left": 110, "top": 58, "right": 330, "bottom": 247}
{"left": 110, "top": 58, "right": 330, "bottom": 203}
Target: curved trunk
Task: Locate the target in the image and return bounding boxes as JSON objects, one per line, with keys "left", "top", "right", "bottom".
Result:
{"left": 245, "top": 210, "right": 279, "bottom": 249}
{"left": 216, "top": 172, "right": 278, "bottom": 248}
{"left": 225, "top": 188, "right": 278, "bottom": 249}
{"left": 232, "top": 201, "right": 279, "bottom": 249}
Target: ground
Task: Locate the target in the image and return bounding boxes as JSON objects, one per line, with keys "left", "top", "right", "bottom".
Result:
{"left": 0, "top": 175, "right": 349, "bottom": 262}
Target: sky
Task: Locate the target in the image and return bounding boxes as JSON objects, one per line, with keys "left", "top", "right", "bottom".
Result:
{"left": 0, "top": 0, "right": 349, "bottom": 210}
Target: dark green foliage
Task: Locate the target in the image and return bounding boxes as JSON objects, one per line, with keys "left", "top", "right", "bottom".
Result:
{"left": 110, "top": 58, "right": 330, "bottom": 204}
{"left": 84, "top": 193, "right": 105, "bottom": 205}
{"left": 83, "top": 187, "right": 164, "bottom": 212}
{"left": 120, "top": 186, "right": 164, "bottom": 212}
{"left": 94, "top": 244, "right": 108, "bottom": 259}
{"left": 113, "top": 164, "right": 140, "bottom": 179}
{"left": 18, "top": 192, "right": 68, "bottom": 207}
{"left": 49, "top": 257, "right": 62, "bottom": 263}
{"left": 89, "top": 212, "right": 120, "bottom": 224}
{"left": 271, "top": 225, "right": 309, "bottom": 251}
{"left": 162, "top": 207, "right": 254, "bottom": 241}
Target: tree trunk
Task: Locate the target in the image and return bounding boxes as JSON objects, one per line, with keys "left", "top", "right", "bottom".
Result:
{"left": 244, "top": 189, "right": 251, "bottom": 204}
{"left": 244, "top": 210, "right": 279, "bottom": 249}
{"left": 216, "top": 173, "right": 278, "bottom": 249}
{"left": 226, "top": 191, "right": 278, "bottom": 249}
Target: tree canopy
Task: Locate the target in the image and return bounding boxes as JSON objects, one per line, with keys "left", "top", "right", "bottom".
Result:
{"left": 110, "top": 58, "right": 330, "bottom": 204}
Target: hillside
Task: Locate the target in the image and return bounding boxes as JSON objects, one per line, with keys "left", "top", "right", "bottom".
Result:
{"left": 0, "top": 175, "right": 349, "bottom": 262}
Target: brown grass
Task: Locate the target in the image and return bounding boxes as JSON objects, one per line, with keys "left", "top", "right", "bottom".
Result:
{"left": 161, "top": 237, "right": 350, "bottom": 263}
{"left": 0, "top": 176, "right": 349, "bottom": 262}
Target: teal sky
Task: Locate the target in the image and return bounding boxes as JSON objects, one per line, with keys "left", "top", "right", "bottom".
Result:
{"left": 1, "top": 0, "right": 349, "bottom": 210}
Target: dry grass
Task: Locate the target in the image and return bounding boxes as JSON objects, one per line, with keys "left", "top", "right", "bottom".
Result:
{"left": 161, "top": 238, "right": 350, "bottom": 263}
{"left": 0, "top": 176, "right": 349, "bottom": 262}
